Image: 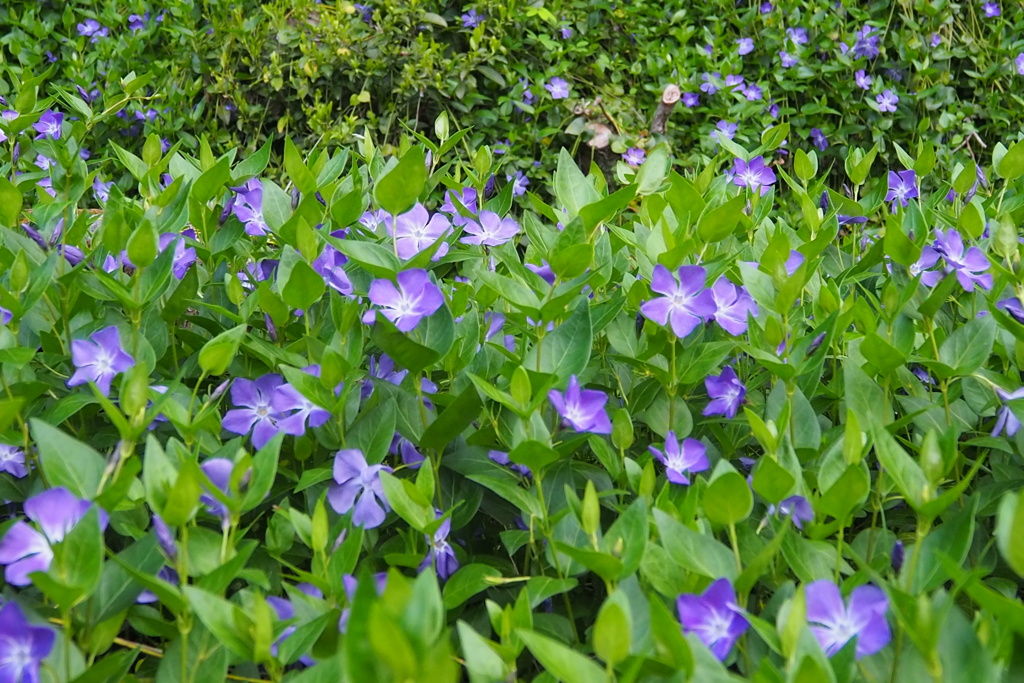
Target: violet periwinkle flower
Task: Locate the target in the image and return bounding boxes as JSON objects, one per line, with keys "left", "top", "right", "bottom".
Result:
{"left": 560, "top": 25, "right": 573, "bottom": 39}
{"left": 767, "top": 495, "right": 814, "bottom": 529}
{"left": 273, "top": 379, "right": 331, "bottom": 438}
{"left": 461, "top": 8, "right": 483, "bottom": 28}
{"left": 93, "top": 177, "right": 113, "bottom": 203}
{"left": 810, "top": 128, "right": 828, "bottom": 151}
{"left": 983, "top": 2, "right": 1000, "bottom": 17}
{"left": 526, "top": 261, "right": 557, "bottom": 286}
{"left": 328, "top": 448, "right": 391, "bottom": 529}
{"left": 77, "top": 18, "right": 109, "bottom": 42}
{"left": 506, "top": 170, "right": 529, "bottom": 197}
{"left": 737, "top": 37, "right": 754, "bottom": 55}
{"left": 388, "top": 203, "right": 450, "bottom": 260}
{"left": 682, "top": 92, "right": 699, "bottom": 107}
{"left": 0, "top": 602, "right": 55, "bottom": 682}
{"left": 741, "top": 84, "right": 763, "bottom": 101}
{"left": 854, "top": 70, "right": 872, "bottom": 90}
{"left": 700, "top": 72, "right": 720, "bottom": 95}
{"left": 891, "top": 540, "right": 905, "bottom": 572}
{"left": 779, "top": 51, "right": 799, "bottom": 67}
{"left": 158, "top": 233, "right": 197, "bottom": 279}
{"left": 199, "top": 458, "right": 239, "bottom": 521}
{"left": 391, "top": 434, "right": 425, "bottom": 468}
{"left": 852, "top": 25, "right": 880, "bottom": 59}
{"left": 1017, "top": 53, "right": 1024, "bottom": 76}
{"left": 805, "top": 580, "right": 891, "bottom": 659}
{"left": 266, "top": 593, "right": 317, "bottom": 666}
{"left": 725, "top": 74, "right": 745, "bottom": 91}
{"left": 545, "top": 77, "right": 570, "bottom": 100}
{"left": 439, "top": 187, "right": 478, "bottom": 227}
{"left": 359, "top": 208, "right": 391, "bottom": 233}
{"left": 34, "top": 154, "right": 54, "bottom": 171}
{"left": 0, "top": 443, "right": 28, "bottom": 478}
{"left": 677, "top": 578, "right": 749, "bottom": 660}
{"left": 362, "top": 354, "right": 408, "bottom": 401}
{"left": 312, "top": 243, "right": 354, "bottom": 296}
{"left": 733, "top": 156, "right": 777, "bottom": 196}
{"left": 885, "top": 170, "right": 918, "bottom": 210}
{"left": 68, "top": 326, "right": 135, "bottom": 396}
{"left": 488, "top": 450, "right": 531, "bottom": 477}
{"left": 931, "top": 33, "right": 942, "bottom": 48}
{"left": 128, "top": 13, "right": 147, "bottom": 31}
{"left": 0, "top": 487, "right": 109, "bottom": 586}
{"left": 711, "top": 120, "right": 737, "bottom": 142}
{"left": 231, "top": 179, "right": 269, "bottom": 236}
{"left": 548, "top": 375, "right": 613, "bottom": 434}
{"left": 33, "top": 110, "right": 63, "bottom": 140}
{"left": 461, "top": 211, "right": 520, "bottom": 247}
{"left": 136, "top": 566, "right": 180, "bottom": 604}
{"left": 876, "top": 89, "right": 899, "bottom": 113}
{"left": 641, "top": 264, "right": 716, "bottom": 338}
{"left": 649, "top": 431, "right": 709, "bottom": 485}
{"left": 0, "top": 306, "right": 11, "bottom": 326}
{"left": 997, "top": 297, "right": 1024, "bottom": 324}
{"left": 992, "top": 387, "right": 1024, "bottom": 437}
{"left": 787, "top": 27, "right": 809, "bottom": 45}
{"left": 623, "top": 147, "right": 646, "bottom": 166}
{"left": 222, "top": 374, "right": 286, "bottom": 449}
{"left": 152, "top": 514, "right": 177, "bottom": 559}
{"left": 913, "top": 228, "right": 993, "bottom": 291}
{"left": 366, "top": 269, "right": 445, "bottom": 332}
{"left": 704, "top": 367, "right": 746, "bottom": 419}
{"left": 785, "top": 250, "right": 805, "bottom": 276}
{"left": 421, "top": 512, "right": 458, "bottom": 579}
{"left": 709, "top": 277, "right": 758, "bottom": 335}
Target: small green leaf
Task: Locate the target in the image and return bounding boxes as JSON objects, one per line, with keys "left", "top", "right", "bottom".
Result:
{"left": 30, "top": 419, "right": 106, "bottom": 499}
{"left": 198, "top": 324, "right": 246, "bottom": 375}
{"left": 374, "top": 147, "right": 426, "bottom": 215}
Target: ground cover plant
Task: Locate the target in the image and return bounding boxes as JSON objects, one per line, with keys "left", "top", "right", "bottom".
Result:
{"left": 2, "top": 2, "right": 1024, "bottom": 683}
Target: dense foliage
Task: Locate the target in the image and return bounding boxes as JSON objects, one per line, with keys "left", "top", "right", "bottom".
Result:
{"left": 2, "top": 2, "right": 1024, "bottom": 683}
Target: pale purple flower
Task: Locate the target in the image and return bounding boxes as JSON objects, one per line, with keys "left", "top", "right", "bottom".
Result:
{"left": 327, "top": 448, "right": 390, "bottom": 529}
{"left": 33, "top": 110, "right": 62, "bottom": 140}
{"left": 737, "top": 38, "right": 754, "bottom": 55}
{"left": 997, "top": 297, "right": 1024, "bottom": 324}
{"left": 389, "top": 203, "right": 451, "bottom": 259}
{"left": 709, "top": 277, "right": 758, "bottom": 335}
{"left": 641, "top": 264, "right": 716, "bottom": 338}
{"left": 1016, "top": 53, "right": 1024, "bottom": 76}
{"left": 741, "top": 84, "right": 763, "bottom": 101}
{"left": 560, "top": 24, "right": 573, "bottom": 39}
{"left": 725, "top": 74, "right": 745, "bottom": 91}
{"left": 649, "top": 431, "right": 709, "bottom": 485}
{"left": 622, "top": 147, "right": 646, "bottom": 166}
{"left": 983, "top": 2, "right": 1000, "bottom": 17}
{"left": 222, "top": 374, "right": 286, "bottom": 449}
{"left": 0, "top": 444, "right": 27, "bottom": 478}
{"left": 876, "top": 89, "right": 899, "bottom": 113}
{"left": 704, "top": 367, "right": 746, "bottom": 419}
{"left": 733, "top": 156, "right": 776, "bottom": 195}
{"left": 392, "top": 434, "right": 425, "bottom": 468}
{"left": 885, "top": 170, "right": 918, "bottom": 209}
{"left": 805, "top": 581, "right": 891, "bottom": 659}
{"left": 0, "top": 487, "right": 109, "bottom": 585}
{"left": 851, "top": 25, "right": 879, "bottom": 59}
{"left": 359, "top": 208, "right": 391, "bottom": 233}
{"left": 992, "top": 387, "right": 1024, "bottom": 437}
{"left": 158, "top": 233, "right": 197, "bottom": 279}
{"left": 93, "top": 177, "right": 113, "bottom": 203}
{"left": 77, "top": 18, "right": 109, "bottom": 42}
{"left": 439, "top": 188, "right": 478, "bottom": 226}
{"left": 700, "top": 72, "right": 720, "bottom": 95}
{"left": 931, "top": 33, "right": 942, "bottom": 48}
{"left": 34, "top": 154, "right": 54, "bottom": 171}
{"left": 461, "top": 211, "right": 520, "bottom": 247}
{"left": 231, "top": 179, "right": 269, "bottom": 236}
{"left": 810, "top": 128, "right": 828, "bottom": 151}
{"left": 711, "top": 120, "right": 737, "bottom": 142}
{"left": 785, "top": 250, "right": 805, "bottom": 276}
{"left": 677, "top": 578, "right": 749, "bottom": 660}
{"left": 526, "top": 261, "right": 556, "bottom": 285}
{"left": 779, "top": 51, "right": 798, "bottom": 67}
{"left": 367, "top": 269, "right": 445, "bottom": 332}
{"left": 761, "top": 1, "right": 773, "bottom": 11}
{"left": 506, "top": 170, "right": 529, "bottom": 197}
{"left": 891, "top": 540, "right": 905, "bottom": 572}
{"left": 128, "top": 13, "right": 147, "bottom": 31}
{"left": 68, "top": 326, "right": 135, "bottom": 396}
{"left": 273, "top": 375, "right": 331, "bottom": 437}
{"left": 312, "top": 242, "right": 354, "bottom": 296}
{"left": 461, "top": 8, "right": 483, "bottom": 28}
{"left": 0, "top": 602, "right": 55, "bottom": 682}
{"left": 362, "top": 354, "right": 408, "bottom": 401}
{"left": 545, "top": 77, "right": 570, "bottom": 100}
{"left": 922, "top": 229, "right": 992, "bottom": 292}
{"left": 767, "top": 495, "right": 813, "bottom": 529}
{"left": 787, "top": 27, "right": 809, "bottom": 45}
{"left": 421, "top": 512, "right": 458, "bottom": 579}
{"left": 199, "top": 458, "right": 241, "bottom": 520}
{"left": 548, "top": 375, "right": 612, "bottom": 434}
{"left": 267, "top": 592, "right": 316, "bottom": 667}
{"left": 682, "top": 92, "right": 699, "bottom": 107}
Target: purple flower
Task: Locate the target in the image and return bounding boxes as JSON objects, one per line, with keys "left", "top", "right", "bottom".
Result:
{"left": 649, "top": 431, "right": 709, "bottom": 485}
{"left": 359, "top": 208, "right": 391, "bottom": 233}
{"left": 704, "top": 367, "right": 746, "bottom": 419}
{"left": 623, "top": 147, "right": 646, "bottom": 166}
{"left": 0, "top": 487, "right": 109, "bottom": 586}
{"left": 983, "top": 2, "right": 1000, "bottom": 17}
{"left": 93, "top": 177, "right": 113, "bottom": 203}
{"left": 700, "top": 72, "right": 721, "bottom": 95}
{"left": 760, "top": 1, "right": 773, "bottom": 11}
{"left": 222, "top": 374, "right": 286, "bottom": 449}
{"left": 231, "top": 179, "right": 269, "bottom": 236}
{"left": 876, "top": 89, "right": 899, "bottom": 113}
{"left": 851, "top": 25, "right": 879, "bottom": 59}
{"left": 439, "top": 187, "right": 478, "bottom": 226}
{"left": 741, "top": 84, "right": 763, "bottom": 101}
{"left": 560, "top": 25, "right": 573, "bottom": 39}
{"left": 461, "top": 8, "right": 483, "bottom": 28}
{"left": 767, "top": 495, "right": 814, "bottom": 529}
{"left": 709, "top": 277, "right": 758, "bottom": 335}
{"left": 992, "top": 387, "right": 1024, "bottom": 437}
{"left": 733, "top": 156, "right": 776, "bottom": 196}
{"left": 392, "top": 434, "right": 425, "bottom": 468}
{"left": 677, "top": 578, "right": 749, "bottom": 660}
{"left": 526, "top": 261, "right": 556, "bottom": 285}
{"left": 506, "top": 170, "right": 529, "bottom": 197}
{"left": 891, "top": 540, "right": 905, "bottom": 572}
{"left": 461, "top": 211, "right": 520, "bottom": 247}
{"left": 128, "top": 13, "right": 147, "bottom": 31}
{"left": 33, "top": 110, "right": 63, "bottom": 140}
{"left": 273, "top": 375, "right": 331, "bottom": 437}
{"left": 931, "top": 33, "right": 942, "bottom": 48}
{"left": 199, "top": 458, "right": 242, "bottom": 520}
{"left": 362, "top": 354, "right": 408, "bottom": 401}
{"left": 0, "top": 306, "right": 11, "bottom": 326}
{"left": 312, "top": 242, "right": 354, "bottom": 296}
{"left": 810, "top": 128, "right": 828, "bottom": 151}
{"left": 34, "top": 154, "right": 54, "bottom": 171}
{"left": 725, "top": 74, "right": 745, "bottom": 91}
{"left": 158, "top": 233, "right": 197, "bottom": 279}
{"left": 488, "top": 450, "right": 531, "bottom": 477}
{"left": 785, "top": 250, "right": 805, "bottom": 276}
{"left": 0, "top": 602, "right": 55, "bottom": 682}
{"left": 787, "top": 27, "right": 809, "bottom": 45}
{"left": 737, "top": 38, "right": 754, "bottom": 55}
{"left": 367, "top": 269, "right": 445, "bottom": 332}
{"left": 641, "top": 264, "right": 716, "bottom": 338}
{"left": 548, "top": 375, "right": 613, "bottom": 434}
{"left": 885, "top": 170, "right": 918, "bottom": 209}
{"left": 711, "top": 120, "right": 737, "bottom": 142}
{"left": 1016, "top": 53, "right": 1024, "bottom": 76}
{"left": 997, "top": 297, "right": 1024, "bottom": 324}
{"left": 805, "top": 581, "right": 891, "bottom": 659}
{"left": 267, "top": 593, "right": 316, "bottom": 666}
{"left": 545, "top": 77, "right": 570, "bottom": 100}
{"left": 77, "top": 18, "right": 109, "bottom": 42}
{"left": 68, "top": 326, "right": 135, "bottom": 396}
{"left": 327, "top": 448, "right": 390, "bottom": 528}
{"left": 779, "top": 51, "right": 799, "bottom": 67}
{"left": 916, "top": 228, "right": 993, "bottom": 291}
{"left": 682, "top": 92, "right": 699, "bottom": 107}
{"left": 389, "top": 203, "right": 450, "bottom": 260}
{"left": 0, "top": 443, "right": 28, "bottom": 478}
{"left": 421, "top": 512, "right": 458, "bottom": 579}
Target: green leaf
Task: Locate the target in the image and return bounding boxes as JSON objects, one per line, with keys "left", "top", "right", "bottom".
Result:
{"left": 593, "top": 590, "right": 632, "bottom": 666}
{"left": 938, "top": 313, "right": 995, "bottom": 376}
{"left": 996, "top": 140, "right": 1024, "bottom": 180}
{"left": 704, "top": 462, "right": 753, "bottom": 525}
{"left": 242, "top": 432, "right": 282, "bottom": 511}
{"left": 457, "top": 622, "right": 508, "bottom": 683}
{"left": 0, "top": 177, "right": 23, "bottom": 228}
{"left": 752, "top": 456, "right": 796, "bottom": 504}
{"left": 522, "top": 298, "right": 592, "bottom": 380}
{"left": 183, "top": 586, "right": 255, "bottom": 660}
{"left": 374, "top": 147, "right": 426, "bottom": 215}
{"left": 277, "top": 246, "right": 326, "bottom": 311}
{"left": 508, "top": 440, "right": 560, "bottom": 474}
{"left": 871, "top": 425, "right": 929, "bottom": 514}
{"left": 379, "top": 471, "right": 432, "bottom": 531}
{"left": 30, "top": 419, "right": 106, "bottom": 499}
{"left": 232, "top": 139, "right": 273, "bottom": 180}
{"left": 794, "top": 149, "right": 818, "bottom": 182}
{"left": 635, "top": 144, "right": 671, "bottom": 195}
{"left": 517, "top": 629, "right": 606, "bottom": 683}
{"left": 198, "top": 324, "right": 246, "bottom": 375}
{"left": 92, "top": 534, "right": 166, "bottom": 622}
{"left": 817, "top": 464, "right": 869, "bottom": 521}
{"left": 370, "top": 302, "right": 454, "bottom": 374}
{"left": 996, "top": 490, "right": 1024, "bottom": 578}
{"left": 555, "top": 148, "right": 601, "bottom": 218}
{"left": 443, "top": 564, "right": 502, "bottom": 609}
{"left": 285, "top": 136, "right": 319, "bottom": 195}
{"left": 697, "top": 195, "right": 746, "bottom": 243}
{"left": 653, "top": 509, "right": 737, "bottom": 580}
{"left": 51, "top": 507, "right": 104, "bottom": 600}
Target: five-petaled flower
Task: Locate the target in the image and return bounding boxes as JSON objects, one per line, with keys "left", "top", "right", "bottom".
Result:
{"left": 623, "top": 147, "right": 646, "bottom": 166}
{"left": 876, "top": 89, "right": 899, "bottom": 113}
{"left": 0, "top": 443, "right": 28, "bottom": 478}
{"left": 231, "top": 179, "right": 269, "bottom": 236}
{"left": 549, "top": 375, "right": 612, "bottom": 434}
{"left": 704, "top": 367, "right": 746, "bottom": 419}
{"left": 367, "top": 269, "right": 445, "bottom": 332}
{"left": 650, "top": 431, "right": 709, "bottom": 485}
{"left": 737, "top": 37, "right": 754, "bottom": 55}
{"left": 641, "top": 264, "right": 716, "bottom": 338}
{"left": 732, "top": 156, "right": 777, "bottom": 195}
{"left": 222, "top": 374, "right": 286, "bottom": 449}
{"left": 992, "top": 386, "right": 1024, "bottom": 437}
{"left": 912, "top": 228, "right": 993, "bottom": 292}
{"left": 855, "top": 70, "right": 872, "bottom": 90}
{"left": 461, "top": 211, "right": 520, "bottom": 247}
{"left": 0, "top": 602, "right": 55, "bottom": 683}
{"left": 68, "top": 326, "right": 135, "bottom": 396}
{"left": 767, "top": 495, "right": 814, "bottom": 529}
{"left": 884, "top": 170, "right": 918, "bottom": 210}
{"left": 677, "top": 578, "right": 749, "bottom": 660}
{"left": 33, "top": 110, "right": 63, "bottom": 140}
{"left": 709, "top": 277, "right": 758, "bottom": 335}
{"left": 1017, "top": 53, "right": 1024, "bottom": 76}
{"left": 545, "top": 77, "right": 570, "bottom": 100}
{"left": 805, "top": 580, "right": 891, "bottom": 659}
{"left": 328, "top": 448, "right": 391, "bottom": 529}
{"left": 389, "top": 203, "right": 451, "bottom": 260}
{"left": 983, "top": 2, "right": 1000, "bottom": 17}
